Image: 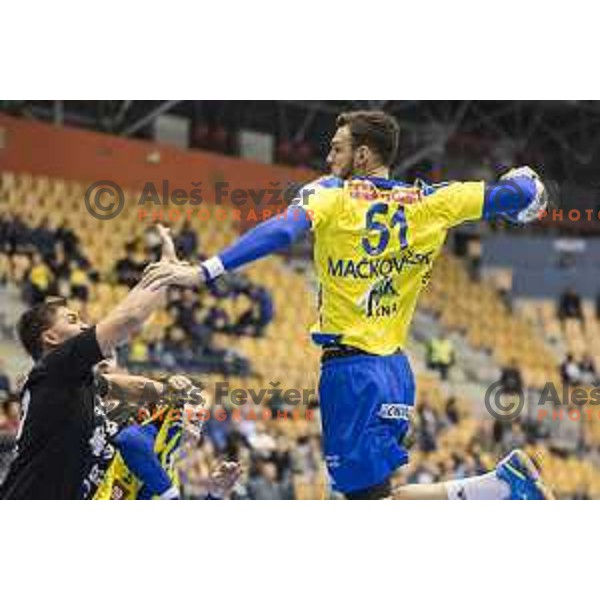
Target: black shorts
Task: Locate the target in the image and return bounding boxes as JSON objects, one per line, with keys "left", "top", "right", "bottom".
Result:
{"left": 344, "top": 478, "right": 392, "bottom": 500}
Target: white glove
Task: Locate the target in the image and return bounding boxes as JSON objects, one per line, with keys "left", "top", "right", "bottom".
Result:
{"left": 500, "top": 166, "right": 547, "bottom": 224}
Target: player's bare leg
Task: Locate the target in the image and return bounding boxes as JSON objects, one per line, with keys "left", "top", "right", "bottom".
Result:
{"left": 390, "top": 449, "right": 554, "bottom": 500}
{"left": 392, "top": 477, "right": 508, "bottom": 500}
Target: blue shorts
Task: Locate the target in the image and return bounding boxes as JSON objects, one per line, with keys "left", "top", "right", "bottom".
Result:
{"left": 319, "top": 353, "right": 415, "bottom": 494}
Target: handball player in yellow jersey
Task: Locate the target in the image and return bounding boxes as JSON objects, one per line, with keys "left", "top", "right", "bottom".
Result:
{"left": 141, "top": 111, "right": 552, "bottom": 500}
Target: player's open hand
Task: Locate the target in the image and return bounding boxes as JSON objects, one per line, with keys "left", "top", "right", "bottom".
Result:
{"left": 208, "top": 461, "right": 242, "bottom": 499}
{"left": 140, "top": 261, "right": 205, "bottom": 290}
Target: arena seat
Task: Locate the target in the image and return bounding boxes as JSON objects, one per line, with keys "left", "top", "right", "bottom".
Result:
{"left": 421, "top": 252, "right": 558, "bottom": 386}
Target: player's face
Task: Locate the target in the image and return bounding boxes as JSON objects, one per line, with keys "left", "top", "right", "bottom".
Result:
{"left": 327, "top": 126, "right": 355, "bottom": 178}
{"left": 327, "top": 125, "right": 374, "bottom": 178}
{"left": 42, "top": 306, "right": 89, "bottom": 351}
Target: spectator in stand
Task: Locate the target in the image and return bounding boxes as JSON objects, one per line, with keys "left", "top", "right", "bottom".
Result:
{"left": 271, "top": 434, "right": 293, "bottom": 483}
{"left": 500, "top": 359, "right": 524, "bottom": 396}
{"left": 128, "top": 337, "right": 150, "bottom": 366}
{"left": 408, "top": 461, "right": 439, "bottom": 486}
{"left": 416, "top": 395, "right": 439, "bottom": 452}
{"left": 247, "top": 421, "right": 277, "bottom": 459}
{"left": 0, "top": 402, "right": 19, "bottom": 485}
{"left": 496, "top": 269, "right": 513, "bottom": 312}
{"left": 190, "top": 306, "right": 216, "bottom": 348}
{"left": 27, "top": 252, "right": 52, "bottom": 304}
{"left": 69, "top": 261, "right": 90, "bottom": 301}
{"left": 561, "top": 353, "right": 582, "bottom": 386}
{"left": 501, "top": 421, "right": 528, "bottom": 454}
{"left": 144, "top": 226, "right": 163, "bottom": 262}
{"left": 457, "top": 453, "right": 481, "bottom": 479}
{"left": 11, "top": 254, "right": 30, "bottom": 283}
{"left": 176, "top": 222, "right": 199, "bottom": 260}
{"left": 171, "top": 288, "right": 200, "bottom": 331}
{"left": 178, "top": 441, "right": 212, "bottom": 499}
{"left": 247, "top": 460, "right": 293, "bottom": 500}
{"left": 558, "top": 287, "right": 583, "bottom": 321}
{"left": 0, "top": 209, "right": 9, "bottom": 252}
{"left": 0, "top": 360, "right": 11, "bottom": 403}
{"left": 292, "top": 435, "right": 322, "bottom": 486}
{"left": 31, "top": 217, "right": 56, "bottom": 259}
{"left": 426, "top": 334, "right": 455, "bottom": 381}
{"left": 170, "top": 289, "right": 215, "bottom": 350}
{"left": 115, "top": 243, "right": 145, "bottom": 288}
{"left": 55, "top": 219, "right": 81, "bottom": 258}
{"left": 158, "top": 325, "right": 190, "bottom": 369}
{"left": 203, "top": 302, "right": 230, "bottom": 334}
{"left": 466, "top": 235, "right": 482, "bottom": 282}
{"left": 232, "top": 285, "right": 274, "bottom": 337}
{"left": 580, "top": 353, "right": 598, "bottom": 386}
{"left": 444, "top": 396, "right": 461, "bottom": 426}
{"left": 3, "top": 212, "right": 27, "bottom": 252}
{"left": 226, "top": 418, "right": 253, "bottom": 461}
{"left": 204, "top": 415, "right": 230, "bottom": 455}
{"left": 48, "top": 243, "right": 71, "bottom": 290}
{"left": 3, "top": 400, "right": 20, "bottom": 432}
{"left": 0, "top": 254, "right": 9, "bottom": 287}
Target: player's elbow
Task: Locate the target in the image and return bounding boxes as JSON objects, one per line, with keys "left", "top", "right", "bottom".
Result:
{"left": 276, "top": 227, "right": 298, "bottom": 247}
{"left": 279, "top": 207, "right": 311, "bottom": 243}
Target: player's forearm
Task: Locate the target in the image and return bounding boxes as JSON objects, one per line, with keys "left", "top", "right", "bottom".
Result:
{"left": 202, "top": 206, "right": 311, "bottom": 279}
{"left": 103, "top": 373, "right": 162, "bottom": 402}
{"left": 96, "top": 285, "right": 166, "bottom": 355}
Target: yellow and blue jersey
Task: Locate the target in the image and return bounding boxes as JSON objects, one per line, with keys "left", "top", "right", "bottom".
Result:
{"left": 300, "top": 175, "right": 484, "bottom": 355}
{"left": 93, "top": 406, "right": 183, "bottom": 500}
{"left": 211, "top": 169, "right": 535, "bottom": 494}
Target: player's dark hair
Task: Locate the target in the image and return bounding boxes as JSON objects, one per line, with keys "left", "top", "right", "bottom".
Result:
{"left": 336, "top": 111, "right": 400, "bottom": 167}
{"left": 17, "top": 297, "right": 66, "bottom": 360}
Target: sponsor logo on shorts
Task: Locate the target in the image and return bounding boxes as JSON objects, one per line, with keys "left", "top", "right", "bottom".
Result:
{"left": 378, "top": 404, "right": 413, "bottom": 420}
{"left": 325, "top": 454, "right": 341, "bottom": 469}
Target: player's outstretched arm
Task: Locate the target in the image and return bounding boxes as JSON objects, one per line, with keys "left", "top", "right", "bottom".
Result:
{"left": 484, "top": 166, "right": 548, "bottom": 223}
{"left": 96, "top": 225, "right": 174, "bottom": 356}
{"left": 140, "top": 205, "right": 311, "bottom": 289}
{"left": 424, "top": 166, "right": 548, "bottom": 230}
{"left": 101, "top": 373, "right": 162, "bottom": 402}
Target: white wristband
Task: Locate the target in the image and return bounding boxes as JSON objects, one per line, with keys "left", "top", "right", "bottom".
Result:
{"left": 159, "top": 486, "right": 181, "bottom": 500}
{"left": 201, "top": 256, "right": 226, "bottom": 281}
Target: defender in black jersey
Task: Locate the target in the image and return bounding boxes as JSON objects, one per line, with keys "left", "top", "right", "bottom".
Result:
{"left": 0, "top": 226, "right": 173, "bottom": 499}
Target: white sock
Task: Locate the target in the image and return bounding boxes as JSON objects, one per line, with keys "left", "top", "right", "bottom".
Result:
{"left": 159, "top": 486, "right": 181, "bottom": 500}
{"left": 446, "top": 472, "right": 510, "bottom": 500}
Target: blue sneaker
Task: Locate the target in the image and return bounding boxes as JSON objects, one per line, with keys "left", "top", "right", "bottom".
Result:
{"left": 496, "top": 449, "right": 554, "bottom": 500}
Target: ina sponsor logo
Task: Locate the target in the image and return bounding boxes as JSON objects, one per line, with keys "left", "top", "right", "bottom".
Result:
{"left": 358, "top": 275, "right": 399, "bottom": 318}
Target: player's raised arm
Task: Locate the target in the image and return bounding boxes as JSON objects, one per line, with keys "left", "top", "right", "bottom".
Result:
{"left": 95, "top": 225, "right": 175, "bottom": 356}
{"left": 415, "top": 166, "right": 548, "bottom": 229}
{"left": 140, "top": 196, "right": 318, "bottom": 289}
